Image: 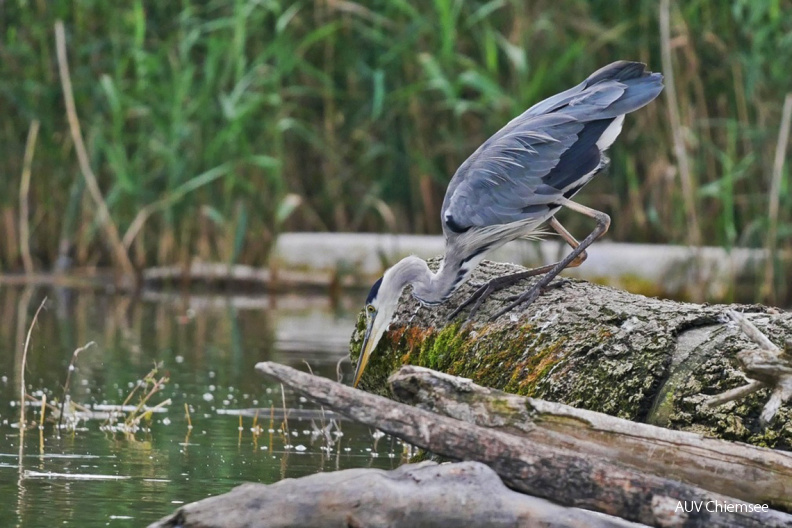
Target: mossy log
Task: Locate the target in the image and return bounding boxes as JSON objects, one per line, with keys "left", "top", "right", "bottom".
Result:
{"left": 255, "top": 362, "right": 792, "bottom": 528}
{"left": 390, "top": 365, "right": 792, "bottom": 510}
{"left": 350, "top": 259, "right": 792, "bottom": 449}
{"left": 148, "top": 461, "right": 643, "bottom": 528}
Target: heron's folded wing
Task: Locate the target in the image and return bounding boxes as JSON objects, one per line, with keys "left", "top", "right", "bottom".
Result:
{"left": 442, "top": 114, "right": 598, "bottom": 232}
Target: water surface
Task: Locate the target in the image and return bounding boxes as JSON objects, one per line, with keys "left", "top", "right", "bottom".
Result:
{"left": 0, "top": 286, "right": 403, "bottom": 527}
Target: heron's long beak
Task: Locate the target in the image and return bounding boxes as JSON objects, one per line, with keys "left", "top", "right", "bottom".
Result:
{"left": 352, "top": 312, "right": 386, "bottom": 388}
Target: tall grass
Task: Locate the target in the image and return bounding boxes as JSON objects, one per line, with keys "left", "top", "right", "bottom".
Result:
{"left": 0, "top": 0, "right": 790, "bottom": 283}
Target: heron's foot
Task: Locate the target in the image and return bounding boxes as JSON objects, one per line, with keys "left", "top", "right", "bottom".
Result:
{"left": 447, "top": 281, "right": 499, "bottom": 322}
{"left": 489, "top": 277, "right": 569, "bottom": 321}
{"left": 503, "top": 278, "right": 569, "bottom": 302}
{"left": 448, "top": 271, "right": 542, "bottom": 322}
{"left": 489, "top": 286, "right": 544, "bottom": 321}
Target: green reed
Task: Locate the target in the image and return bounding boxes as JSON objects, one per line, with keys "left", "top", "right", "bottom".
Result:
{"left": 0, "top": 0, "right": 790, "bottom": 287}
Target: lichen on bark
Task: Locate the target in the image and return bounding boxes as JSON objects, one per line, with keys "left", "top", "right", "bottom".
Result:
{"left": 349, "top": 259, "right": 792, "bottom": 449}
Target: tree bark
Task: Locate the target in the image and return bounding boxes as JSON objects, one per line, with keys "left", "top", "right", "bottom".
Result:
{"left": 389, "top": 365, "right": 792, "bottom": 510}
{"left": 147, "top": 461, "right": 646, "bottom": 528}
{"left": 349, "top": 259, "right": 792, "bottom": 449}
{"left": 255, "top": 362, "right": 792, "bottom": 528}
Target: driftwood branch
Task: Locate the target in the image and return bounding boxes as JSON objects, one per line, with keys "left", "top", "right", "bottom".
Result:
{"left": 705, "top": 311, "right": 792, "bottom": 423}
{"left": 389, "top": 365, "right": 792, "bottom": 511}
{"left": 255, "top": 362, "right": 791, "bottom": 528}
{"left": 148, "top": 461, "right": 644, "bottom": 528}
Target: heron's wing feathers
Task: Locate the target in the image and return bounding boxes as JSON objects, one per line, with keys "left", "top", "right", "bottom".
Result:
{"left": 442, "top": 61, "right": 663, "bottom": 234}
{"left": 443, "top": 115, "right": 588, "bottom": 231}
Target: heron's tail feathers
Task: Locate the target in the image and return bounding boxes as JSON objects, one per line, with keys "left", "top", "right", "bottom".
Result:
{"left": 525, "top": 61, "right": 663, "bottom": 120}
{"left": 585, "top": 61, "right": 656, "bottom": 85}
{"left": 572, "top": 62, "right": 664, "bottom": 119}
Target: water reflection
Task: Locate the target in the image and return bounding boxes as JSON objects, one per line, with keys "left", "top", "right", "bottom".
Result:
{"left": 0, "top": 286, "right": 400, "bottom": 527}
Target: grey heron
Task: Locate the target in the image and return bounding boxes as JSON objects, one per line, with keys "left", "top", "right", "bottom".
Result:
{"left": 353, "top": 61, "right": 663, "bottom": 388}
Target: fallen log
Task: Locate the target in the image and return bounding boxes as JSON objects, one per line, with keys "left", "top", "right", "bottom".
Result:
{"left": 349, "top": 259, "right": 792, "bottom": 449}
{"left": 255, "top": 361, "right": 792, "bottom": 528}
{"left": 389, "top": 365, "right": 792, "bottom": 511}
{"left": 147, "top": 461, "right": 646, "bottom": 528}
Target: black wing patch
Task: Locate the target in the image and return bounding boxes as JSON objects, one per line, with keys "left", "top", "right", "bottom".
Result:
{"left": 538, "top": 118, "right": 612, "bottom": 192}
{"left": 366, "top": 277, "right": 383, "bottom": 304}
{"left": 444, "top": 214, "right": 470, "bottom": 234}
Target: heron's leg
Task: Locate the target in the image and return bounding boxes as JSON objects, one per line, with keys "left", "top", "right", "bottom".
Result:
{"left": 447, "top": 216, "right": 589, "bottom": 321}
{"left": 447, "top": 263, "right": 557, "bottom": 321}
{"left": 497, "top": 217, "right": 586, "bottom": 302}
{"left": 548, "top": 217, "right": 587, "bottom": 268}
{"left": 489, "top": 199, "right": 610, "bottom": 321}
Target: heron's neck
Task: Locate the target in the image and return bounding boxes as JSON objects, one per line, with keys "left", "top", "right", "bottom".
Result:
{"left": 408, "top": 253, "right": 480, "bottom": 306}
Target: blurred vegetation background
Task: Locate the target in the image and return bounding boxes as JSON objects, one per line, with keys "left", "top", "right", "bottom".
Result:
{"left": 1, "top": 0, "right": 790, "bottom": 275}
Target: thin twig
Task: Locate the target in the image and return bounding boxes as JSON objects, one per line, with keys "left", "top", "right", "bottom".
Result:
{"left": 125, "top": 373, "right": 169, "bottom": 427}
{"left": 57, "top": 341, "right": 96, "bottom": 431}
{"left": 54, "top": 21, "right": 136, "bottom": 280}
{"left": 26, "top": 393, "right": 66, "bottom": 413}
{"left": 141, "top": 398, "right": 172, "bottom": 416}
{"left": 659, "top": 0, "right": 701, "bottom": 247}
{"left": 19, "top": 297, "right": 47, "bottom": 429}
{"left": 761, "top": 93, "right": 792, "bottom": 302}
{"left": 704, "top": 380, "right": 763, "bottom": 408}
{"left": 19, "top": 120, "right": 40, "bottom": 275}
{"left": 280, "top": 383, "right": 290, "bottom": 440}
{"left": 184, "top": 403, "right": 193, "bottom": 429}
{"left": 728, "top": 310, "right": 781, "bottom": 352}
{"left": 39, "top": 394, "right": 47, "bottom": 428}
{"left": 184, "top": 403, "right": 193, "bottom": 446}
{"left": 252, "top": 408, "right": 260, "bottom": 445}
{"left": 762, "top": 379, "right": 792, "bottom": 424}
{"left": 269, "top": 404, "right": 275, "bottom": 453}
{"left": 39, "top": 394, "right": 46, "bottom": 455}
{"left": 39, "top": 394, "right": 47, "bottom": 455}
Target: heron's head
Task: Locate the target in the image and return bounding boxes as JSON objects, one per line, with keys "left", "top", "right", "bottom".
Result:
{"left": 352, "top": 275, "right": 396, "bottom": 388}
{"left": 352, "top": 257, "right": 428, "bottom": 388}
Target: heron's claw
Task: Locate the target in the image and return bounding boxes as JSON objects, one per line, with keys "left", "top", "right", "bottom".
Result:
{"left": 449, "top": 272, "right": 548, "bottom": 322}
{"left": 489, "top": 286, "right": 543, "bottom": 321}
{"left": 490, "top": 277, "right": 568, "bottom": 321}
{"left": 503, "top": 279, "right": 568, "bottom": 302}
{"left": 447, "top": 281, "right": 498, "bottom": 321}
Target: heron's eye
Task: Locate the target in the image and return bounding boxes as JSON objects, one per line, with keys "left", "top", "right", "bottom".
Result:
{"left": 366, "top": 304, "right": 375, "bottom": 314}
